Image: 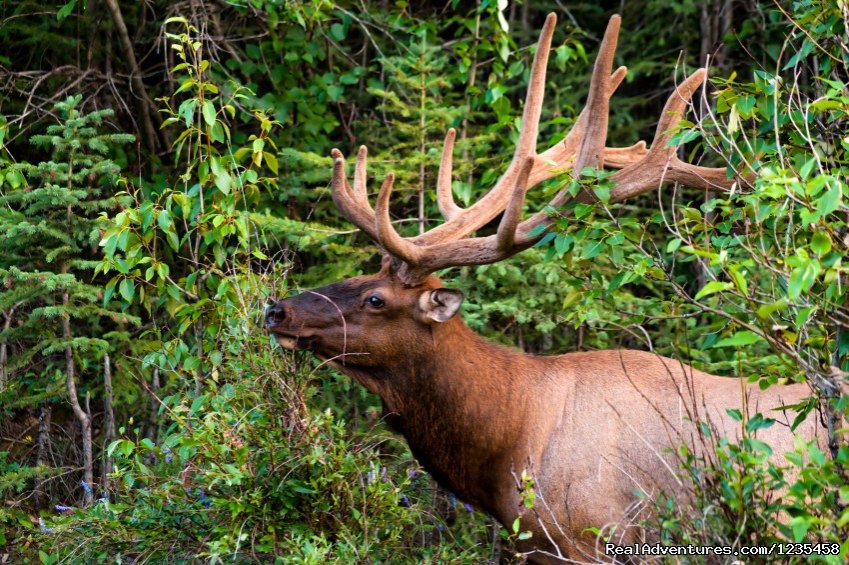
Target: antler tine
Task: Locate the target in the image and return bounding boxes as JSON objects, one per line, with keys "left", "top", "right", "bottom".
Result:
{"left": 436, "top": 128, "right": 462, "bottom": 220}
{"left": 375, "top": 173, "right": 424, "bottom": 265}
{"left": 496, "top": 157, "right": 534, "bottom": 252}
{"left": 353, "top": 145, "right": 369, "bottom": 199}
{"left": 330, "top": 150, "right": 380, "bottom": 241}
{"left": 513, "top": 13, "right": 557, "bottom": 164}
{"left": 608, "top": 69, "right": 735, "bottom": 202}
{"left": 572, "top": 14, "right": 620, "bottom": 177}
{"left": 515, "top": 15, "right": 627, "bottom": 239}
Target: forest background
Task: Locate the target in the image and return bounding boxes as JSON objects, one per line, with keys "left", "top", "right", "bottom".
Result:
{"left": 0, "top": 0, "right": 847, "bottom": 562}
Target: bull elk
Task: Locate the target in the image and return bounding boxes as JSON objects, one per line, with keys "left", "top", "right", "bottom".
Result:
{"left": 266, "top": 13, "right": 824, "bottom": 562}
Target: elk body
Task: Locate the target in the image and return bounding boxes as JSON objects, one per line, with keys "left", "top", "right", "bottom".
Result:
{"left": 266, "top": 14, "right": 825, "bottom": 562}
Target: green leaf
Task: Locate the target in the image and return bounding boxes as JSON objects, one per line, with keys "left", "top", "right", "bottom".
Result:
{"left": 202, "top": 101, "right": 216, "bottom": 126}
{"left": 810, "top": 231, "right": 831, "bottom": 256}
{"left": 694, "top": 281, "right": 733, "bottom": 301}
{"left": 264, "top": 152, "right": 279, "bottom": 175}
{"left": 214, "top": 172, "right": 232, "bottom": 194}
{"left": 757, "top": 299, "right": 788, "bottom": 319}
{"left": 789, "top": 516, "right": 810, "bottom": 542}
{"left": 554, "top": 234, "right": 572, "bottom": 255}
{"left": 728, "top": 266, "right": 748, "bottom": 296}
{"left": 180, "top": 98, "right": 197, "bottom": 126}
{"left": 816, "top": 178, "right": 841, "bottom": 216}
{"left": 788, "top": 259, "right": 820, "bottom": 299}
{"left": 157, "top": 209, "right": 172, "bottom": 231}
{"left": 666, "top": 238, "right": 682, "bottom": 253}
{"left": 746, "top": 413, "right": 775, "bottom": 432}
{"left": 712, "top": 330, "right": 764, "bottom": 348}
{"left": 56, "top": 0, "right": 77, "bottom": 21}
{"left": 119, "top": 278, "right": 135, "bottom": 302}
{"left": 330, "top": 23, "right": 346, "bottom": 41}
{"left": 581, "top": 240, "right": 605, "bottom": 260}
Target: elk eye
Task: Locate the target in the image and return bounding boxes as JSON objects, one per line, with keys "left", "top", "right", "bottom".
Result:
{"left": 366, "top": 295, "right": 385, "bottom": 308}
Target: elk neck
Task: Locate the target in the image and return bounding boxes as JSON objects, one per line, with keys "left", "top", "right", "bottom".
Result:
{"left": 341, "top": 313, "right": 549, "bottom": 515}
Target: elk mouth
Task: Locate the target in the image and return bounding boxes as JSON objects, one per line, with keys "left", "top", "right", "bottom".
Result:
{"left": 269, "top": 330, "right": 316, "bottom": 351}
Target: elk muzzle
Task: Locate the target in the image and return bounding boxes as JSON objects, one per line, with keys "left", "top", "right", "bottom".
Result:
{"left": 265, "top": 300, "right": 315, "bottom": 350}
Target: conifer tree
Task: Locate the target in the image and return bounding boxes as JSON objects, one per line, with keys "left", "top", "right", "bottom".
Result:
{"left": 0, "top": 95, "right": 135, "bottom": 504}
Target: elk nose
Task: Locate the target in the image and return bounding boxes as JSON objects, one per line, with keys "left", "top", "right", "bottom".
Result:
{"left": 265, "top": 303, "right": 287, "bottom": 327}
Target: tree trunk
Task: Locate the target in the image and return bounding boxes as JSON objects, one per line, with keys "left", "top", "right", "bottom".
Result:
{"left": 34, "top": 404, "right": 52, "bottom": 508}
{"left": 0, "top": 304, "right": 16, "bottom": 391}
{"left": 102, "top": 352, "right": 116, "bottom": 487}
{"left": 147, "top": 366, "right": 160, "bottom": 443}
{"left": 103, "top": 0, "right": 162, "bottom": 153}
{"left": 61, "top": 265, "right": 94, "bottom": 504}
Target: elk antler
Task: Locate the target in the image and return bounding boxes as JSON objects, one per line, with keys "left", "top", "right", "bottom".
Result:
{"left": 330, "top": 13, "right": 740, "bottom": 285}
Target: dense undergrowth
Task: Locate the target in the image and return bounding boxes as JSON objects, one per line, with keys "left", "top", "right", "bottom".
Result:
{"left": 1, "top": 0, "right": 848, "bottom": 562}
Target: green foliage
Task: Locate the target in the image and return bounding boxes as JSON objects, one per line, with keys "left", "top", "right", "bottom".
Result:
{"left": 97, "top": 19, "right": 280, "bottom": 395}
{"left": 0, "top": 97, "right": 136, "bottom": 537}
{"left": 30, "top": 340, "right": 471, "bottom": 562}
{"left": 0, "top": 96, "right": 136, "bottom": 397}
{"left": 655, "top": 427, "right": 849, "bottom": 562}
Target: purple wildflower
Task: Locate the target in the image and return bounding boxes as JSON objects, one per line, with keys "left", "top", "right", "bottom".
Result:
{"left": 400, "top": 495, "right": 410, "bottom": 507}
{"left": 80, "top": 480, "right": 93, "bottom": 497}
{"left": 163, "top": 446, "right": 173, "bottom": 463}
{"left": 196, "top": 488, "right": 210, "bottom": 508}
{"left": 380, "top": 467, "right": 388, "bottom": 483}
{"left": 366, "top": 470, "right": 376, "bottom": 485}
{"left": 38, "top": 518, "right": 54, "bottom": 533}
{"left": 54, "top": 505, "right": 74, "bottom": 512}
{"left": 408, "top": 468, "right": 417, "bottom": 479}
{"left": 449, "top": 492, "right": 456, "bottom": 508}
{"left": 464, "top": 503, "right": 474, "bottom": 513}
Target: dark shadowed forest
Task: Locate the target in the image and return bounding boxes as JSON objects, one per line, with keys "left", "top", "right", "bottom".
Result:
{"left": 0, "top": 0, "right": 847, "bottom": 562}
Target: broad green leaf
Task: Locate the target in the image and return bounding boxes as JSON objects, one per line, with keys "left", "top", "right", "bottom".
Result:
{"left": 788, "top": 259, "right": 820, "bottom": 299}
{"left": 695, "top": 281, "right": 733, "bottom": 301}
{"left": 666, "top": 238, "right": 682, "bottom": 253}
{"left": 712, "top": 330, "right": 764, "bottom": 348}
{"left": 202, "top": 101, "right": 216, "bottom": 126}
{"left": 214, "top": 172, "right": 232, "bottom": 194}
{"left": 725, "top": 408, "right": 743, "bottom": 422}
{"left": 816, "top": 178, "right": 841, "bottom": 216}
{"left": 810, "top": 230, "right": 831, "bottom": 256}
{"left": 728, "top": 266, "right": 749, "bottom": 296}
{"left": 57, "top": 0, "right": 77, "bottom": 21}
{"left": 119, "top": 278, "right": 134, "bottom": 302}
{"left": 157, "top": 209, "right": 172, "bottom": 231}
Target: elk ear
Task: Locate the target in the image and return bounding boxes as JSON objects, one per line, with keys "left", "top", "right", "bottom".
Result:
{"left": 417, "top": 288, "right": 464, "bottom": 323}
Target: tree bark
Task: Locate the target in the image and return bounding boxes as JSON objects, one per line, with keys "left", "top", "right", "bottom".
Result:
{"left": 147, "top": 366, "right": 160, "bottom": 443}
{"left": 104, "top": 0, "right": 161, "bottom": 154}
{"left": 102, "top": 352, "right": 116, "bottom": 487}
{"left": 34, "top": 404, "right": 52, "bottom": 508}
{"left": 61, "top": 265, "right": 94, "bottom": 504}
{"left": 0, "top": 304, "right": 15, "bottom": 391}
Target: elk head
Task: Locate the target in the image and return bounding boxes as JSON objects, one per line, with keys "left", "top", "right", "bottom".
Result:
{"left": 265, "top": 264, "right": 463, "bottom": 372}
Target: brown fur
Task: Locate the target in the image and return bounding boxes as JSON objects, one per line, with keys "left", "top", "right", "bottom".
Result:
{"left": 266, "top": 270, "right": 824, "bottom": 562}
